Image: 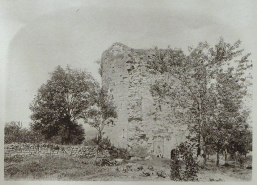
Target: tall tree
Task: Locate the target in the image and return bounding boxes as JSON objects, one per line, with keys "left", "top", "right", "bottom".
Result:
{"left": 205, "top": 69, "right": 252, "bottom": 165}
{"left": 147, "top": 38, "right": 252, "bottom": 164}
{"left": 84, "top": 87, "right": 117, "bottom": 159}
{"left": 30, "top": 66, "right": 98, "bottom": 144}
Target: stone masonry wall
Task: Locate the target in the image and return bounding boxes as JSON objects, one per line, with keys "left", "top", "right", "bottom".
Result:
{"left": 4, "top": 143, "right": 110, "bottom": 159}
{"left": 102, "top": 43, "right": 188, "bottom": 158}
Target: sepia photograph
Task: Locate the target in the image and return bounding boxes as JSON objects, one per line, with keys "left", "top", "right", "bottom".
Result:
{"left": 1, "top": 0, "right": 256, "bottom": 183}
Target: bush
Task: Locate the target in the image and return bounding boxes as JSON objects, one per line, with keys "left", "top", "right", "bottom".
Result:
{"left": 94, "top": 158, "right": 115, "bottom": 166}
{"left": 84, "top": 136, "right": 129, "bottom": 160}
{"left": 108, "top": 147, "right": 129, "bottom": 160}
{"left": 156, "top": 170, "right": 167, "bottom": 178}
{"left": 129, "top": 145, "right": 148, "bottom": 158}
{"left": 99, "top": 137, "right": 112, "bottom": 150}
{"left": 83, "top": 138, "right": 97, "bottom": 146}
{"left": 4, "top": 122, "right": 45, "bottom": 144}
{"left": 84, "top": 137, "right": 112, "bottom": 149}
{"left": 170, "top": 141, "right": 198, "bottom": 181}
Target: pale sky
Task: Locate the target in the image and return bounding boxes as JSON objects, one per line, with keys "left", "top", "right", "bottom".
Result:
{"left": 1, "top": 0, "right": 256, "bottom": 129}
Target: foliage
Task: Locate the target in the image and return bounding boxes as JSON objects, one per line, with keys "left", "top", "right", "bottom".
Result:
{"left": 85, "top": 87, "right": 117, "bottom": 140}
{"left": 170, "top": 141, "right": 198, "bottom": 181}
{"left": 156, "top": 170, "right": 167, "bottom": 178}
{"left": 83, "top": 138, "right": 98, "bottom": 146}
{"left": 147, "top": 38, "right": 252, "bottom": 164}
{"left": 129, "top": 145, "right": 149, "bottom": 158}
{"left": 49, "top": 123, "right": 85, "bottom": 145}
{"left": 84, "top": 86, "right": 117, "bottom": 158}
{"left": 84, "top": 136, "right": 129, "bottom": 159}
{"left": 4, "top": 122, "right": 44, "bottom": 144}
{"left": 30, "top": 65, "right": 98, "bottom": 144}
{"left": 84, "top": 136, "right": 112, "bottom": 149}
{"left": 4, "top": 122, "right": 23, "bottom": 144}
{"left": 108, "top": 147, "right": 129, "bottom": 160}
{"left": 228, "top": 126, "right": 252, "bottom": 156}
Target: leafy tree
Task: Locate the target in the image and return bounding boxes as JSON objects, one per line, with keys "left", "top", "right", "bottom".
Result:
{"left": 4, "top": 122, "right": 23, "bottom": 144}
{"left": 147, "top": 38, "right": 252, "bottom": 164}
{"left": 48, "top": 123, "right": 85, "bottom": 145}
{"left": 204, "top": 69, "right": 252, "bottom": 165}
{"left": 84, "top": 87, "right": 117, "bottom": 159}
{"left": 170, "top": 141, "right": 198, "bottom": 181}
{"left": 30, "top": 66, "right": 98, "bottom": 144}
{"left": 4, "top": 121, "right": 45, "bottom": 144}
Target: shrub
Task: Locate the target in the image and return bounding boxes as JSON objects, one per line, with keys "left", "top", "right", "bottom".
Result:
{"left": 148, "top": 165, "right": 154, "bottom": 171}
{"left": 170, "top": 141, "right": 198, "bottom": 181}
{"left": 137, "top": 166, "right": 144, "bottom": 171}
{"left": 141, "top": 170, "right": 151, "bottom": 177}
{"left": 94, "top": 158, "right": 115, "bottom": 166}
{"left": 99, "top": 137, "right": 112, "bottom": 150}
{"left": 129, "top": 145, "right": 148, "bottom": 158}
{"left": 156, "top": 170, "right": 167, "bottom": 178}
{"left": 83, "top": 136, "right": 129, "bottom": 159}
{"left": 108, "top": 147, "right": 129, "bottom": 160}
{"left": 83, "top": 138, "right": 97, "bottom": 146}
{"left": 84, "top": 137, "right": 112, "bottom": 149}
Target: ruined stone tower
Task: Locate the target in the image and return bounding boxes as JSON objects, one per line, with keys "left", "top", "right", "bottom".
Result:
{"left": 101, "top": 43, "right": 188, "bottom": 158}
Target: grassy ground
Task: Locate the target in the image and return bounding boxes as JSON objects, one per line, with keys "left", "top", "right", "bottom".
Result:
{"left": 4, "top": 154, "right": 252, "bottom": 181}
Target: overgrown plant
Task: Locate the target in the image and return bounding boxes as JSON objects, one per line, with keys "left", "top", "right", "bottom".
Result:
{"left": 170, "top": 141, "right": 198, "bottom": 181}
{"left": 147, "top": 38, "right": 252, "bottom": 165}
{"left": 84, "top": 87, "right": 117, "bottom": 159}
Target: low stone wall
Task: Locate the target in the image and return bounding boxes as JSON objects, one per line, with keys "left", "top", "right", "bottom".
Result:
{"left": 4, "top": 143, "right": 110, "bottom": 159}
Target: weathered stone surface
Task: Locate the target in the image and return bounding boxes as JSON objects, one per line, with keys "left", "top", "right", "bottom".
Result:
{"left": 145, "top": 156, "right": 152, "bottom": 161}
{"left": 4, "top": 143, "right": 108, "bottom": 159}
{"left": 115, "top": 158, "right": 124, "bottom": 165}
{"left": 156, "top": 170, "right": 167, "bottom": 178}
{"left": 102, "top": 43, "right": 188, "bottom": 158}
{"left": 141, "top": 170, "right": 151, "bottom": 177}
{"left": 130, "top": 157, "right": 142, "bottom": 161}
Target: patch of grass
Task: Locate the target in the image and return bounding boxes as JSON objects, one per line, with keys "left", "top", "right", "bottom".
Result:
{"left": 129, "top": 146, "right": 149, "bottom": 158}
{"left": 4, "top": 154, "right": 252, "bottom": 181}
{"left": 4, "top": 155, "right": 115, "bottom": 180}
{"left": 130, "top": 155, "right": 170, "bottom": 169}
{"left": 5, "top": 160, "right": 46, "bottom": 180}
{"left": 4, "top": 155, "right": 24, "bottom": 163}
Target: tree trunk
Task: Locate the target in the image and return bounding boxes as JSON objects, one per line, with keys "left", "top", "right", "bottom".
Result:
{"left": 225, "top": 148, "right": 228, "bottom": 164}
{"left": 95, "top": 145, "right": 99, "bottom": 161}
{"left": 216, "top": 149, "right": 220, "bottom": 166}
{"left": 95, "top": 132, "right": 101, "bottom": 161}
{"left": 203, "top": 138, "right": 207, "bottom": 164}
{"left": 67, "top": 127, "right": 71, "bottom": 144}
{"left": 198, "top": 103, "right": 202, "bottom": 158}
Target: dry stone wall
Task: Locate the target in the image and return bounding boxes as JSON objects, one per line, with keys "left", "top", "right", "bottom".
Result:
{"left": 102, "top": 43, "right": 188, "bottom": 158}
{"left": 4, "top": 143, "right": 109, "bottom": 159}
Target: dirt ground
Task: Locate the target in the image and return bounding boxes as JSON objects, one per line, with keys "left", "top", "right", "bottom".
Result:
{"left": 4, "top": 154, "right": 252, "bottom": 181}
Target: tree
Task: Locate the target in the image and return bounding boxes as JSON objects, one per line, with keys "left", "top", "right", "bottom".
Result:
{"left": 204, "top": 68, "right": 252, "bottom": 165}
{"left": 147, "top": 38, "right": 252, "bottom": 165}
{"left": 30, "top": 66, "right": 98, "bottom": 144}
{"left": 4, "top": 121, "right": 23, "bottom": 144}
{"left": 84, "top": 87, "right": 117, "bottom": 159}
{"left": 4, "top": 121, "right": 45, "bottom": 144}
